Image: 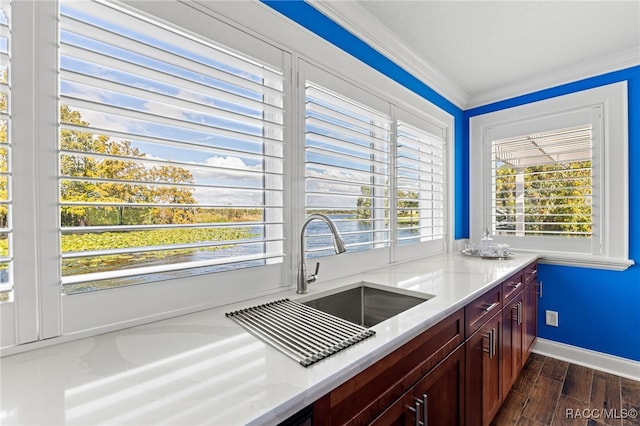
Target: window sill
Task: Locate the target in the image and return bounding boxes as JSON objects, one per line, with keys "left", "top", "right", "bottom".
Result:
{"left": 514, "top": 250, "right": 635, "bottom": 271}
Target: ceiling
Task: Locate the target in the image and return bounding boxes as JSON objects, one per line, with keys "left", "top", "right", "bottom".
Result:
{"left": 311, "top": 1, "right": 640, "bottom": 108}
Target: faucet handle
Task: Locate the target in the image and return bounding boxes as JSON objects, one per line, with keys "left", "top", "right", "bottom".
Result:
{"left": 306, "top": 262, "right": 320, "bottom": 285}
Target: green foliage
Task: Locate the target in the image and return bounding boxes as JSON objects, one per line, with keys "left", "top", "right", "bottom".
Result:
{"left": 55, "top": 106, "right": 263, "bottom": 279}
{"left": 356, "top": 186, "right": 372, "bottom": 219}
{"left": 62, "top": 227, "right": 256, "bottom": 275}
{"left": 357, "top": 187, "right": 417, "bottom": 222}
{"left": 59, "top": 104, "right": 197, "bottom": 227}
{"left": 495, "top": 161, "right": 592, "bottom": 236}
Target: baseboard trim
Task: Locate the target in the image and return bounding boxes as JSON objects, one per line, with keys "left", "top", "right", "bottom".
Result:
{"left": 533, "top": 338, "right": 640, "bottom": 381}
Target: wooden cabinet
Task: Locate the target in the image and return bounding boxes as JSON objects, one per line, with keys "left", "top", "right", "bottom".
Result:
{"left": 313, "top": 310, "right": 464, "bottom": 425}
{"left": 311, "top": 261, "right": 538, "bottom": 426}
{"left": 465, "top": 261, "right": 538, "bottom": 426}
{"left": 465, "top": 311, "right": 502, "bottom": 426}
{"left": 372, "top": 344, "right": 465, "bottom": 426}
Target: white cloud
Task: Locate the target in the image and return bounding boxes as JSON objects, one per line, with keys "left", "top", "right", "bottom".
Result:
{"left": 193, "top": 186, "right": 263, "bottom": 206}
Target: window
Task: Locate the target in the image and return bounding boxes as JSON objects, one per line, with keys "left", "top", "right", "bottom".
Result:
{"left": 59, "top": 1, "right": 285, "bottom": 293}
{"left": 301, "top": 62, "right": 449, "bottom": 271}
{"left": 395, "top": 113, "right": 446, "bottom": 257}
{"left": 0, "top": 1, "right": 9, "bottom": 302}
{"left": 470, "top": 82, "right": 630, "bottom": 270}
{"left": 492, "top": 124, "right": 593, "bottom": 238}
{"left": 304, "top": 79, "right": 391, "bottom": 257}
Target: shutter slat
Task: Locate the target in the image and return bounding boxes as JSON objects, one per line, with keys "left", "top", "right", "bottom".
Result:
{"left": 306, "top": 101, "right": 389, "bottom": 136}
{"left": 63, "top": 69, "right": 283, "bottom": 127}
{"left": 306, "top": 116, "right": 390, "bottom": 147}
{"left": 60, "top": 150, "right": 282, "bottom": 179}
{"left": 61, "top": 251, "right": 285, "bottom": 285}
{"left": 306, "top": 132, "right": 389, "bottom": 157}
{"left": 59, "top": 123, "right": 283, "bottom": 160}
{"left": 61, "top": 95, "right": 282, "bottom": 144}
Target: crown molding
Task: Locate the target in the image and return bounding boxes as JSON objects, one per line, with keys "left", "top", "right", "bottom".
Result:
{"left": 467, "top": 47, "right": 640, "bottom": 108}
{"left": 307, "top": 2, "right": 640, "bottom": 111}
{"left": 309, "top": 1, "right": 469, "bottom": 109}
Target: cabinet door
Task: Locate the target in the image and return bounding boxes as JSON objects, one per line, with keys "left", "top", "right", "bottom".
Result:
{"left": 465, "top": 312, "right": 502, "bottom": 426}
{"left": 502, "top": 292, "right": 524, "bottom": 396}
{"left": 373, "top": 344, "right": 465, "bottom": 426}
{"left": 414, "top": 344, "right": 465, "bottom": 426}
{"left": 523, "top": 279, "right": 538, "bottom": 359}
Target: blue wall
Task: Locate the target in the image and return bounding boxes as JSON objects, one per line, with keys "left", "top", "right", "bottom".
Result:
{"left": 467, "top": 67, "right": 640, "bottom": 362}
{"left": 263, "top": 1, "right": 639, "bottom": 362}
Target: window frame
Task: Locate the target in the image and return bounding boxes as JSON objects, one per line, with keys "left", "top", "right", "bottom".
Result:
{"left": 57, "top": 0, "right": 294, "bottom": 335}
{"left": 394, "top": 106, "right": 449, "bottom": 262}
{"left": 1, "top": 0, "right": 455, "bottom": 353}
{"left": 469, "top": 82, "right": 631, "bottom": 271}
{"left": 58, "top": 0, "right": 287, "bottom": 294}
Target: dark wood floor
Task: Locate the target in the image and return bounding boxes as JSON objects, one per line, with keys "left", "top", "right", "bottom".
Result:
{"left": 492, "top": 353, "right": 640, "bottom": 426}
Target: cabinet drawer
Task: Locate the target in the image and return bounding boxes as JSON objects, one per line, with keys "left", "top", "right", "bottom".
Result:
{"left": 502, "top": 272, "right": 523, "bottom": 304}
{"left": 465, "top": 285, "right": 502, "bottom": 338}
{"left": 523, "top": 262, "right": 538, "bottom": 286}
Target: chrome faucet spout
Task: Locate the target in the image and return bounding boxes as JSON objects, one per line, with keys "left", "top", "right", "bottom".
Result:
{"left": 297, "top": 213, "right": 347, "bottom": 294}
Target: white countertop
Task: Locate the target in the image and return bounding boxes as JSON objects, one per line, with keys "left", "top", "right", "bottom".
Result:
{"left": 0, "top": 252, "right": 537, "bottom": 426}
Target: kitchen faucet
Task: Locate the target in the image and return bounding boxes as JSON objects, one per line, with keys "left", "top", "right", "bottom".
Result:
{"left": 297, "top": 213, "right": 347, "bottom": 294}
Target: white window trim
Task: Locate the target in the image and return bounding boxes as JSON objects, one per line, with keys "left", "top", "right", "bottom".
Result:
{"left": 470, "top": 82, "right": 632, "bottom": 271}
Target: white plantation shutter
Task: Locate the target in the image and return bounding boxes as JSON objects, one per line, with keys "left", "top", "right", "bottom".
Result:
{"left": 59, "top": 0, "right": 285, "bottom": 293}
{"left": 491, "top": 125, "right": 593, "bottom": 238}
{"left": 304, "top": 80, "right": 391, "bottom": 256}
{"left": 0, "top": 1, "right": 10, "bottom": 298}
{"left": 396, "top": 118, "right": 446, "bottom": 247}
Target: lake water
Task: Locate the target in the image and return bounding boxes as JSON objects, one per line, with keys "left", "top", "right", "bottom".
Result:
{"left": 63, "top": 214, "right": 420, "bottom": 293}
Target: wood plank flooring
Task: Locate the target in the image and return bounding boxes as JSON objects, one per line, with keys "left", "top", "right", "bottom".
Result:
{"left": 492, "top": 353, "right": 640, "bottom": 426}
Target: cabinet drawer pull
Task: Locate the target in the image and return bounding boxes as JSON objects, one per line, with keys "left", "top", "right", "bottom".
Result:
{"left": 407, "top": 399, "right": 424, "bottom": 426}
{"left": 508, "top": 281, "right": 522, "bottom": 289}
{"left": 483, "top": 302, "right": 499, "bottom": 312}
{"left": 422, "top": 394, "right": 428, "bottom": 426}
{"left": 491, "top": 327, "right": 496, "bottom": 359}
{"left": 517, "top": 301, "right": 523, "bottom": 325}
{"left": 483, "top": 328, "right": 496, "bottom": 359}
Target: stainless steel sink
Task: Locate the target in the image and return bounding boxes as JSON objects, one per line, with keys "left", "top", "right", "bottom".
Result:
{"left": 302, "top": 284, "right": 433, "bottom": 327}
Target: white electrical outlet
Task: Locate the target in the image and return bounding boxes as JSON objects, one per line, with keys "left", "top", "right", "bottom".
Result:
{"left": 545, "top": 310, "right": 559, "bottom": 327}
